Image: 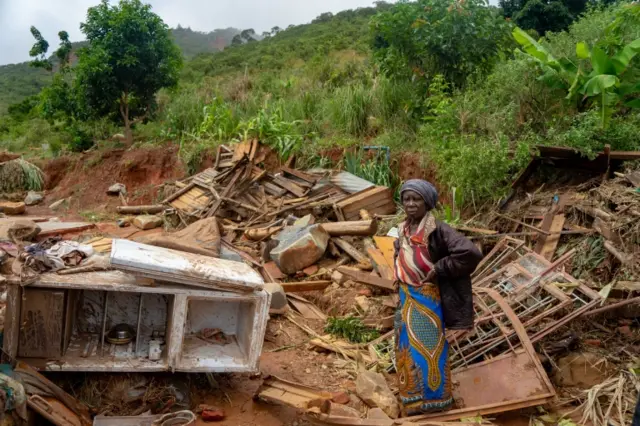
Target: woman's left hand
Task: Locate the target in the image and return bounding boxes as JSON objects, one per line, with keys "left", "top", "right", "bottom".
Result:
{"left": 423, "top": 269, "right": 437, "bottom": 284}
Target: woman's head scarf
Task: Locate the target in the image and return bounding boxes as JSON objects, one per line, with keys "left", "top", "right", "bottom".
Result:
{"left": 400, "top": 179, "right": 438, "bottom": 211}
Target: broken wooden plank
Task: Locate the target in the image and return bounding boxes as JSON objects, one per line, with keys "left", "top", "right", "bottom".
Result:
{"left": 273, "top": 175, "right": 308, "bottom": 198}
{"left": 575, "top": 205, "right": 612, "bottom": 221}
{"left": 451, "top": 225, "right": 498, "bottom": 235}
{"left": 604, "top": 241, "right": 633, "bottom": 265}
{"left": 281, "top": 167, "right": 318, "bottom": 185}
{"left": 116, "top": 205, "right": 165, "bottom": 215}
{"left": 232, "top": 140, "right": 253, "bottom": 162}
{"left": 337, "top": 266, "right": 396, "bottom": 292}
{"left": 373, "top": 236, "right": 396, "bottom": 270}
{"left": 38, "top": 222, "right": 96, "bottom": 237}
{"left": 245, "top": 226, "right": 284, "bottom": 241}
{"left": 263, "top": 182, "right": 288, "bottom": 197}
{"left": 319, "top": 220, "right": 378, "bottom": 237}
{"left": 281, "top": 281, "right": 332, "bottom": 293}
{"left": 366, "top": 247, "right": 394, "bottom": 280}
{"left": 287, "top": 294, "right": 327, "bottom": 320}
{"left": 593, "top": 217, "right": 622, "bottom": 245}
{"left": 161, "top": 182, "right": 195, "bottom": 204}
{"left": 335, "top": 186, "right": 396, "bottom": 221}
{"left": 256, "top": 375, "right": 332, "bottom": 410}
{"left": 332, "top": 238, "right": 372, "bottom": 270}
{"left": 537, "top": 214, "right": 565, "bottom": 260}
{"left": 616, "top": 281, "right": 640, "bottom": 292}
{"left": 496, "top": 213, "right": 549, "bottom": 235}
{"left": 206, "top": 166, "right": 245, "bottom": 218}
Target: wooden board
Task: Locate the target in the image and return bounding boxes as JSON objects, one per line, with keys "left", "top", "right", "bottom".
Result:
{"left": 170, "top": 186, "right": 213, "bottom": 214}
{"left": 110, "top": 239, "right": 264, "bottom": 292}
{"left": 373, "top": 236, "right": 396, "bottom": 271}
{"left": 337, "top": 266, "right": 396, "bottom": 291}
{"left": 366, "top": 247, "right": 394, "bottom": 280}
{"left": 280, "top": 167, "right": 318, "bottom": 185}
{"left": 38, "top": 222, "right": 96, "bottom": 237}
{"left": 538, "top": 214, "right": 565, "bottom": 260}
{"left": 18, "top": 288, "right": 65, "bottom": 358}
{"left": 256, "top": 376, "right": 331, "bottom": 410}
{"left": 281, "top": 281, "right": 332, "bottom": 293}
{"left": 273, "top": 175, "right": 307, "bottom": 198}
{"left": 335, "top": 186, "right": 396, "bottom": 220}
{"left": 231, "top": 140, "right": 254, "bottom": 162}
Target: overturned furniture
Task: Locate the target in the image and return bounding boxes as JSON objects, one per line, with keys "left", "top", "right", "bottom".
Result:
{"left": 4, "top": 239, "right": 270, "bottom": 373}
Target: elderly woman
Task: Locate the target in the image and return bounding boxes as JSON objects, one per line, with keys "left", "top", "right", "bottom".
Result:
{"left": 394, "top": 179, "right": 482, "bottom": 415}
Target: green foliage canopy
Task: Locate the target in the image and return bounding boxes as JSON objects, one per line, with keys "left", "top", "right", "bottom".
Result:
{"left": 371, "top": 0, "right": 513, "bottom": 88}
{"left": 74, "top": 0, "right": 183, "bottom": 140}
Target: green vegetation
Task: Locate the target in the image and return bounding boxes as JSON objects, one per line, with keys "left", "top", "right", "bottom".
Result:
{"left": 325, "top": 316, "right": 381, "bottom": 343}
{"left": 74, "top": 0, "right": 183, "bottom": 143}
{"left": 2, "top": 0, "right": 640, "bottom": 207}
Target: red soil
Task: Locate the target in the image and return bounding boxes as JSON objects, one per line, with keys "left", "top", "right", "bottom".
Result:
{"left": 41, "top": 145, "right": 185, "bottom": 212}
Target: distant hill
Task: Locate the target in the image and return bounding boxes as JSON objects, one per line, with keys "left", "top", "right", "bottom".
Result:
{"left": 186, "top": 6, "right": 386, "bottom": 79}
{"left": 0, "top": 26, "right": 240, "bottom": 114}
{"left": 171, "top": 26, "right": 240, "bottom": 59}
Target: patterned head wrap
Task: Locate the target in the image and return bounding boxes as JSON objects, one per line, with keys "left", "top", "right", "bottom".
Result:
{"left": 400, "top": 179, "right": 438, "bottom": 211}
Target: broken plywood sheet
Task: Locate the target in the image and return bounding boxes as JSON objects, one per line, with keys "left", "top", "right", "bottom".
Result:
{"left": 110, "top": 239, "right": 263, "bottom": 293}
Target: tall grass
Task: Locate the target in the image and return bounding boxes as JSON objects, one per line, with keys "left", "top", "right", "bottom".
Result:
{"left": 328, "top": 84, "right": 373, "bottom": 136}
{"left": 343, "top": 149, "right": 400, "bottom": 189}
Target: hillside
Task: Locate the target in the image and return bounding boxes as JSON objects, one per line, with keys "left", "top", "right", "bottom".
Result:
{"left": 0, "top": 26, "right": 240, "bottom": 113}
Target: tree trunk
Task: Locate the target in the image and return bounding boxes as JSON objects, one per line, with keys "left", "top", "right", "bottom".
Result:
{"left": 120, "top": 92, "right": 133, "bottom": 145}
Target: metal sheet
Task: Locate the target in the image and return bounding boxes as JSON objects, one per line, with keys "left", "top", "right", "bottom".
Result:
{"left": 330, "top": 171, "right": 375, "bottom": 194}
{"left": 110, "top": 239, "right": 264, "bottom": 292}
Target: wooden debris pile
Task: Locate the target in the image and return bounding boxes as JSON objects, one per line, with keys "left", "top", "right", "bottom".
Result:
{"left": 160, "top": 140, "right": 395, "bottom": 231}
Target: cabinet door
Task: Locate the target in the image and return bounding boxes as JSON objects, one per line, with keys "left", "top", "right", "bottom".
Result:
{"left": 18, "top": 289, "right": 65, "bottom": 358}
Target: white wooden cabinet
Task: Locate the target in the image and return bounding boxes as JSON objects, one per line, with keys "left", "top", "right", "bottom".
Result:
{"left": 5, "top": 267, "right": 270, "bottom": 373}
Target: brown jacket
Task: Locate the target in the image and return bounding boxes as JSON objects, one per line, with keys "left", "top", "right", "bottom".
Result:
{"left": 395, "top": 220, "right": 482, "bottom": 329}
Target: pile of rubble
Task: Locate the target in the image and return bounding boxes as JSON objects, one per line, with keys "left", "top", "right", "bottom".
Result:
{"left": 0, "top": 142, "right": 638, "bottom": 426}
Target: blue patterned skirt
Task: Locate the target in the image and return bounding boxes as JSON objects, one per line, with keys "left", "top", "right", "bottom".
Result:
{"left": 395, "top": 283, "right": 452, "bottom": 415}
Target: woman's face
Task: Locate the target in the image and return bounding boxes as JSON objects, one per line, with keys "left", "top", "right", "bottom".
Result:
{"left": 402, "top": 190, "right": 427, "bottom": 221}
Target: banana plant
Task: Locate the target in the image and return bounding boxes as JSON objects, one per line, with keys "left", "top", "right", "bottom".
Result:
{"left": 513, "top": 27, "right": 640, "bottom": 128}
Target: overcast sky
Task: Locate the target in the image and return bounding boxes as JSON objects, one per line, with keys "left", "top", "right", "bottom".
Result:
{"left": 0, "top": 0, "right": 381, "bottom": 66}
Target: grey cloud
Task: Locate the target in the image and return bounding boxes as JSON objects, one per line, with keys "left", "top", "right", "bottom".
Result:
{"left": 0, "top": 0, "right": 379, "bottom": 65}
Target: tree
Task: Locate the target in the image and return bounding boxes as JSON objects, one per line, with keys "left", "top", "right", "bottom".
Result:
{"left": 271, "top": 26, "right": 282, "bottom": 35}
{"left": 55, "top": 31, "right": 73, "bottom": 71}
{"left": 75, "top": 0, "right": 182, "bottom": 142}
{"left": 28, "top": 27, "right": 53, "bottom": 71}
{"left": 500, "top": 0, "right": 588, "bottom": 35}
{"left": 371, "top": 0, "right": 512, "bottom": 89}
{"left": 261, "top": 31, "right": 271, "bottom": 39}
{"left": 232, "top": 34, "right": 244, "bottom": 45}
{"left": 241, "top": 29, "right": 257, "bottom": 42}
